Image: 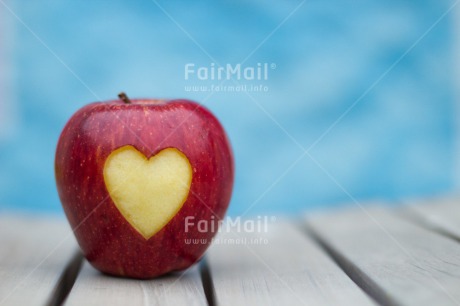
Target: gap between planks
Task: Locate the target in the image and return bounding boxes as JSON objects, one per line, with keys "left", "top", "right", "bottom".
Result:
{"left": 45, "top": 251, "right": 83, "bottom": 306}
{"left": 401, "top": 196, "right": 460, "bottom": 242}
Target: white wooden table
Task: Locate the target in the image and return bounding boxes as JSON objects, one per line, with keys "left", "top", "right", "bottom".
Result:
{"left": 1, "top": 197, "right": 460, "bottom": 306}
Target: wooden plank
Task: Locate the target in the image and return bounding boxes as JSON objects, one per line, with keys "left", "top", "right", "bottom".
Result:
{"left": 64, "top": 261, "right": 207, "bottom": 306}
{"left": 403, "top": 196, "right": 460, "bottom": 240}
{"left": 306, "top": 205, "right": 460, "bottom": 306}
{"left": 206, "top": 220, "right": 375, "bottom": 306}
{"left": 0, "top": 215, "right": 78, "bottom": 306}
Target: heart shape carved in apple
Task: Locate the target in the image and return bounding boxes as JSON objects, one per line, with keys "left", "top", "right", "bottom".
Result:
{"left": 103, "top": 145, "right": 192, "bottom": 239}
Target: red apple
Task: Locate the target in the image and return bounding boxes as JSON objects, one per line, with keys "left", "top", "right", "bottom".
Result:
{"left": 55, "top": 93, "right": 234, "bottom": 279}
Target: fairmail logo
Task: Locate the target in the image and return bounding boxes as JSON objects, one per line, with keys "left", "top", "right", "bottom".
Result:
{"left": 184, "top": 215, "right": 276, "bottom": 233}
{"left": 184, "top": 63, "right": 275, "bottom": 81}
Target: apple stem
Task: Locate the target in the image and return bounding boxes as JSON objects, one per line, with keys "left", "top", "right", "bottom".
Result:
{"left": 118, "top": 92, "right": 132, "bottom": 104}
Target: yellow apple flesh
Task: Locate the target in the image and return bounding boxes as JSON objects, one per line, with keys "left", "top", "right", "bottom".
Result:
{"left": 103, "top": 145, "right": 192, "bottom": 239}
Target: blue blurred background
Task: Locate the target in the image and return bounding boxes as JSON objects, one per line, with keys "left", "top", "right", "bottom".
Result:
{"left": 0, "top": 0, "right": 458, "bottom": 216}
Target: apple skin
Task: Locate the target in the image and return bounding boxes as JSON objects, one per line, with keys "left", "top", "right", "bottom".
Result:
{"left": 55, "top": 98, "right": 234, "bottom": 279}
